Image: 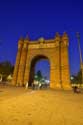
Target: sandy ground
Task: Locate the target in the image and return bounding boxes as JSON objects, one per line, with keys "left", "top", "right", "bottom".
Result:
{"left": 0, "top": 85, "right": 83, "bottom": 125}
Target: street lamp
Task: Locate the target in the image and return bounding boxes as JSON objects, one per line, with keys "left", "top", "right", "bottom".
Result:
{"left": 76, "top": 32, "right": 83, "bottom": 84}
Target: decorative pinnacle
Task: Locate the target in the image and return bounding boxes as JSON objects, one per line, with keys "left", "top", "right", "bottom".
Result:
{"left": 19, "top": 36, "right": 24, "bottom": 41}
{"left": 55, "top": 32, "right": 60, "bottom": 41}
{"left": 18, "top": 37, "right": 24, "bottom": 45}
{"left": 62, "top": 32, "right": 68, "bottom": 38}
{"left": 55, "top": 32, "right": 60, "bottom": 37}
{"left": 25, "top": 35, "right": 30, "bottom": 41}
{"left": 62, "top": 32, "right": 68, "bottom": 41}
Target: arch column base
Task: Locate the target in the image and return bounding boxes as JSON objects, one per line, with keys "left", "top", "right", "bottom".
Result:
{"left": 61, "top": 83, "right": 72, "bottom": 90}
{"left": 50, "top": 82, "right": 62, "bottom": 89}
{"left": 50, "top": 81, "right": 72, "bottom": 90}
{"left": 12, "top": 80, "right": 17, "bottom": 86}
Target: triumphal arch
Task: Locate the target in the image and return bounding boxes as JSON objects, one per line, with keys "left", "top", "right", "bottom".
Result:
{"left": 12, "top": 32, "right": 71, "bottom": 89}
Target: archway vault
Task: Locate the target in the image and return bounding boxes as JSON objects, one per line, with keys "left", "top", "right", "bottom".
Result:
{"left": 12, "top": 32, "right": 71, "bottom": 89}
{"left": 28, "top": 55, "right": 50, "bottom": 86}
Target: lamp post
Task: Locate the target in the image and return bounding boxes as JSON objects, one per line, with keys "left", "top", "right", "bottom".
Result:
{"left": 76, "top": 32, "right": 83, "bottom": 84}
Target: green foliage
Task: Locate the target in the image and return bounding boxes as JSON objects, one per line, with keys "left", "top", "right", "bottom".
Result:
{"left": 34, "top": 70, "right": 43, "bottom": 81}
{"left": 77, "top": 70, "right": 82, "bottom": 83}
{"left": 71, "top": 75, "right": 78, "bottom": 84}
{"left": 71, "top": 70, "right": 82, "bottom": 84}
{"left": 36, "top": 70, "right": 43, "bottom": 81}
{"left": 0, "top": 61, "right": 14, "bottom": 81}
{"left": 34, "top": 75, "right": 38, "bottom": 81}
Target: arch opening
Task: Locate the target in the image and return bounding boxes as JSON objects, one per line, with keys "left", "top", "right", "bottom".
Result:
{"left": 28, "top": 55, "right": 50, "bottom": 87}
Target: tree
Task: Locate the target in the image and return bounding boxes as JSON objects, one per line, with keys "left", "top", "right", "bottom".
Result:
{"left": 0, "top": 61, "right": 14, "bottom": 81}
{"left": 77, "top": 70, "right": 82, "bottom": 84}
{"left": 36, "top": 70, "right": 43, "bottom": 81}
{"left": 71, "top": 70, "right": 82, "bottom": 85}
{"left": 71, "top": 75, "right": 78, "bottom": 84}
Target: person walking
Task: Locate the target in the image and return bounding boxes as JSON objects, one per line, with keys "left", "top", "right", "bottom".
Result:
{"left": 25, "top": 81, "right": 28, "bottom": 89}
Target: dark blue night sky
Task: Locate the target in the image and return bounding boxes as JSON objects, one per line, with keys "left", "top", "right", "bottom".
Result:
{"left": 0, "top": 0, "right": 83, "bottom": 78}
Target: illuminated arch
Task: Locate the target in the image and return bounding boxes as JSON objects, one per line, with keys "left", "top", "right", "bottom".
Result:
{"left": 12, "top": 33, "right": 71, "bottom": 89}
